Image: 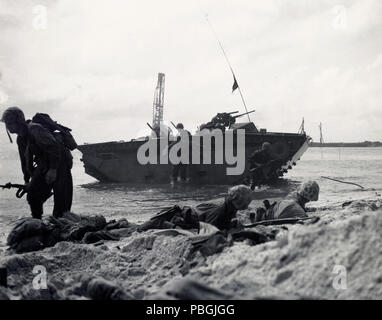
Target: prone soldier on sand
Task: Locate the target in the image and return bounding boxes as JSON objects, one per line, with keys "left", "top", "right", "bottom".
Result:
{"left": 250, "top": 180, "right": 320, "bottom": 223}
{"left": 138, "top": 185, "right": 254, "bottom": 232}
{"left": 1, "top": 107, "right": 76, "bottom": 219}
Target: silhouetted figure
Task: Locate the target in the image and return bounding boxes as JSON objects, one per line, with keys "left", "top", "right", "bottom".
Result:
{"left": 249, "top": 142, "right": 273, "bottom": 188}
{"left": 1, "top": 107, "right": 75, "bottom": 219}
{"left": 170, "top": 123, "right": 191, "bottom": 186}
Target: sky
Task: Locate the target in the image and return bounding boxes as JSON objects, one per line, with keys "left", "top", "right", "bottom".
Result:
{"left": 0, "top": 0, "right": 381, "bottom": 145}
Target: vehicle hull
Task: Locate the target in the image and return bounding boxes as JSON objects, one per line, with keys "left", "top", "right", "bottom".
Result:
{"left": 77, "top": 130, "right": 309, "bottom": 185}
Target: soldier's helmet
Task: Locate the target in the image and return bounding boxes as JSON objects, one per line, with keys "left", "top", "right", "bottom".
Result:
{"left": 227, "top": 185, "right": 253, "bottom": 208}
{"left": 1, "top": 107, "right": 25, "bottom": 124}
{"left": 176, "top": 123, "right": 184, "bottom": 129}
{"left": 297, "top": 180, "right": 320, "bottom": 201}
{"left": 262, "top": 142, "right": 271, "bottom": 150}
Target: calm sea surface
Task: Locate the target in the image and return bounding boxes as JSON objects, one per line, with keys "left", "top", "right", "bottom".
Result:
{"left": 1, "top": 147, "right": 382, "bottom": 249}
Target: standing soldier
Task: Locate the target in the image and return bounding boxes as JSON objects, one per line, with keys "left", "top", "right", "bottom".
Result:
{"left": 170, "top": 123, "right": 191, "bottom": 186}
{"left": 248, "top": 142, "right": 273, "bottom": 188}
{"left": 1, "top": 107, "right": 74, "bottom": 219}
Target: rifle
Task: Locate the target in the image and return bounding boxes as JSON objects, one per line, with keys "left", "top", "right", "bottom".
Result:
{"left": 1, "top": 182, "right": 27, "bottom": 198}
{"left": 243, "top": 216, "right": 319, "bottom": 228}
{"left": 170, "top": 121, "right": 177, "bottom": 129}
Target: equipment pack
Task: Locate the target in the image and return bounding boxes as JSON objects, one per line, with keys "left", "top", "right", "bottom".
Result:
{"left": 31, "top": 113, "right": 77, "bottom": 151}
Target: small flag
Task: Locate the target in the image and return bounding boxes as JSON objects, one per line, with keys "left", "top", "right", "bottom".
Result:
{"left": 232, "top": 75, "right": 238, "bottom": 92}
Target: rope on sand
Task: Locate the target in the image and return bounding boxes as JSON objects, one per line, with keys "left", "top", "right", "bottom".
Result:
{"left": 321, "top": 176, "right": 365, "bottom": 189}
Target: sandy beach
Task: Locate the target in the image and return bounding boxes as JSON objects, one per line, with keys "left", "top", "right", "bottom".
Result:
{"left": 1, "top": 194, "right": 381, "bottom": 300}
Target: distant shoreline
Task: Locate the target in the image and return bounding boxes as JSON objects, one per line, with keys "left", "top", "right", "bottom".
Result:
{"left": 310, "top": 142, "right": 382, "bottom": 147}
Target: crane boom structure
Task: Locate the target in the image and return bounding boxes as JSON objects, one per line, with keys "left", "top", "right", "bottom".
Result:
{"left": 152, "top": 73, "right": 165, "bottom": 129}
{"left": 319, "top": 122, "right": 324, "bottom": 144}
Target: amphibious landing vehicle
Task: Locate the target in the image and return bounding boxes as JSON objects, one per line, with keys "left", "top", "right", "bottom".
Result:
{"left": 77, "top": 73, "right": 310, "bottom": 185}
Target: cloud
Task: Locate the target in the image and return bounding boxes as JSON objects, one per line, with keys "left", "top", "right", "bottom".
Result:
{"left": 0, "top": 0, "right": 381, "bottom": 145}
{"left": 367, "top": 53, "right": 382, "bottom": 70}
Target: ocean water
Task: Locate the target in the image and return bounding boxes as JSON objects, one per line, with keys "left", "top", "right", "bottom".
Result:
{"left": 1, "top": 147, "right": 382, "bottom": 249}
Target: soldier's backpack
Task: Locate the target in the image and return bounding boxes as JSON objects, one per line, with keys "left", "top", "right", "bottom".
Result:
{"left": 31, "top": 113, "right": 78, "bottom": 150}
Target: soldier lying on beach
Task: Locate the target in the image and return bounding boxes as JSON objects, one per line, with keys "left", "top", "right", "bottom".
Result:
{"left": 138, "top": 185, "right": 254, "bottom": 232}
{"left": 250, "top": 180, "right": 320, "bottom": 222}
{"left": 6, "top": 185, "right": 257, "bottom": 254}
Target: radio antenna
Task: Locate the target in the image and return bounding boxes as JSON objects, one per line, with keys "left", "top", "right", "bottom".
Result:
{"left": 205, "top": 14, "right": 252, "bottom": 122}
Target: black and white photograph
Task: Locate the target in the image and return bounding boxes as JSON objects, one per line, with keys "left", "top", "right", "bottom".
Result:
{"left": 0, "top": 0, "right": 381, "bottom": 305}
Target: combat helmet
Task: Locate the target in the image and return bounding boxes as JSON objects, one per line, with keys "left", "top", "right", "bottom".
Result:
{"left": 262, "top": 141, "right": 271, "bottom": 150}
{"left": 297, "top": 180, "right": 319, "bottom": 201}
{"left": 227, "top": 184, "right": 253, "bottom": 209}
{"left": 1, "top": 107, "right": 25, "bottom": 143}
{"left": 1, "top": 106, "right": 25, "bottom": 124}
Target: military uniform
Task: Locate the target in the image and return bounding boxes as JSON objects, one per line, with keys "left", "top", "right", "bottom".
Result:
{"left": 260, "top": 194, "right": 308, "bottom": 221}
{"left": 195, "top": 199, "right": 238, "bottom": 231}
{"left": 138, "top": 198, "right": 239, "bottom": 232}
{"left": 18, "top": 122, "right": 73, "bottom": 219}
{"left": 253, "top": 181, "right": 319, "bottom": 222}
{"left": 249, "top": 148, "right": 271, "bottom": 167}
{"left": 171, "top": 126, "right": 191, "bottom": 183}
{"left": 249, "top": 148, "right": 272, "bottom": 186}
